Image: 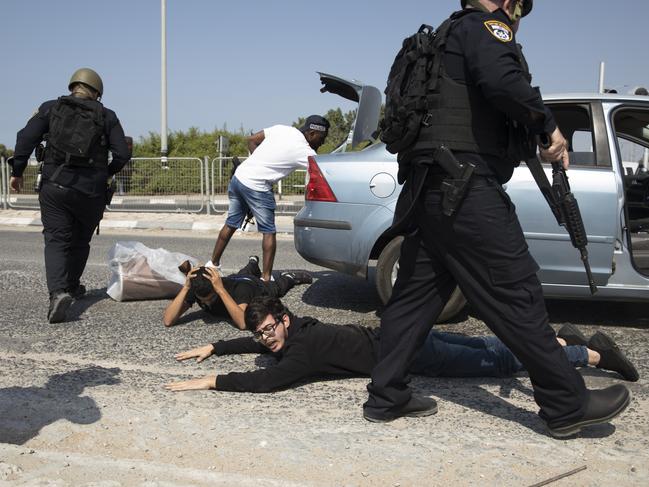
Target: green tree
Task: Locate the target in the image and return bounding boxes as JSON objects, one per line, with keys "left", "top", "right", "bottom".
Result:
{"left": 132, "top": 128, "right": 248, "bottom": 158}
{"left": 0, "top": 144, "right": 14, "bottom": 159}
{"left": 123, "top": 104, "right": 378, "bottom": 195}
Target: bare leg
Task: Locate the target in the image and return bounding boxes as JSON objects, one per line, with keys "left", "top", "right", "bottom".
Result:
{"left": 557, "top": 337, "right": 600, "bottom": 366}
{"left": 587, "top": 349, "right": 601, "bottom": 366}
{"left": 211, "top": 225, "right": 237, "bottom": 264}
{"left": 261, "top": 233, "right": 277, "bottom": 281}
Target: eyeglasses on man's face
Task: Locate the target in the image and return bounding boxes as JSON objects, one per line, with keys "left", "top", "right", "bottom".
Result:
{"left": 253, "top": 320, "right": 281, "bottom": 342}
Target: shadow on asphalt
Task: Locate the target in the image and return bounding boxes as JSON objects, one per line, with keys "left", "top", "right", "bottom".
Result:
{"left": 0, "top": 366, "right": 121, "bottom": 445}
{"left": 413, "top": 376, "right": 617, "bottom": 439}
{"left": 302, "top": 271, "right": 381, "bottom": 314}
{"left": 544, "top": 299, "right": 649, "bottom": 328}
{"left": 463, "top": 299, "right": 649, "bottom": 329}
{"left": 66, "top": 287, "right": 110, "bottom": 322}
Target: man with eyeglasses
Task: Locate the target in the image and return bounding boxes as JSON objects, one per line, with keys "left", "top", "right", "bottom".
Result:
{"left": 164, "top": 297, "right": 638, "bottom": 398}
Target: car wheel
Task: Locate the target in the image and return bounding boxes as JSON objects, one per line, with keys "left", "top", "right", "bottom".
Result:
{"left": 375, "top": 236, "right": 467, "bottom": 322}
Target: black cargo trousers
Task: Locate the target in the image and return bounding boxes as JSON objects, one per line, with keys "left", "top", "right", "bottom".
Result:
{"left": 39, "top": 182, "right": 105, "bottom": 294}
{"left": 365, "top": 176, "right": 588, "bottom": 428}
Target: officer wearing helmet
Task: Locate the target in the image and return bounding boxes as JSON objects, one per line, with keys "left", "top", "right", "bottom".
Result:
{"left": 11, "top": 68, "right": 130, "bottom": 323}
{"left": 364, "top": 0, "right": 631, "bottom": 437}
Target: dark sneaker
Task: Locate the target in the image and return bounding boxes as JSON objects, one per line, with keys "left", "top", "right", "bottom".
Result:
{"left": 363, "top": 394, "right": 438, "bottom": 423}
{"left": 68, "top": 284, "right": 86, "bottom": 299}
{"left": 281, "top": 271, "right": 313, "bottom": 285}
{"left": 557, "top": 324, "right": 588, "bottom": 346}
{"left": 243, "top": 256, "right": 261, "bottom": 278}
{"left": 588, "top": 332, "right": 639, "bottom": 382}
{"left": 547, "top": 384, "right": 631, "bottom": 438}
{"left": 48, "top": 292, "right": 73, "bottom": 324}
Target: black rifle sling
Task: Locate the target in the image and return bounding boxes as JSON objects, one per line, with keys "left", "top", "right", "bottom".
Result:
{"left": 525, "top": 156, "right": 563, "bottom": 224}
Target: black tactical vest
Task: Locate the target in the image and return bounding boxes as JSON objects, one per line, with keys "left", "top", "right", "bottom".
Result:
{"left": 396, "top": 11, "right": 532, "bottom": 167}
{"left": 398, "top": 71, "right": 509, "bottom": 163}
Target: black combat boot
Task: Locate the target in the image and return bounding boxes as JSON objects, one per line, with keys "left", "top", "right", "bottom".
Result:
{"left": 547, "top": 384, "right": 631, "bottom": 438}
{"left": 68, "top": 284, "right": 87, "bottom": 299}
{"left": 48, "top": 291, "right": 73, "bottom": 323}
{"left": 363, "top": 394, "right": 438, "bottom": 423}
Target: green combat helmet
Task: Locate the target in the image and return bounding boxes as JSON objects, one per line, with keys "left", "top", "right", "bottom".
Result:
{"left": 68, "top": 68, "right": 104, "bottom": 97}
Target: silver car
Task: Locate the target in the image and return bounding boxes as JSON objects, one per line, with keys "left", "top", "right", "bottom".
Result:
{"left": 294, "top": 73, "right": 649, "bottom": 320}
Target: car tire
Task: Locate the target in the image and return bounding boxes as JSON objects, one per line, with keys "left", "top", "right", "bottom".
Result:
{"left": 375, "top": 236, "right": 467, "bottom": 322}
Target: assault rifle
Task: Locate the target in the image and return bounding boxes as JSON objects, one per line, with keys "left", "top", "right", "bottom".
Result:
{"left": 527, "top": 135, "right": 597, "bottom": 294}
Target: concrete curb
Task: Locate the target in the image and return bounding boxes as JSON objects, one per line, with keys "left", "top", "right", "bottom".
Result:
{"left": 0, "top": 215, "right": 295, "bottom": 234}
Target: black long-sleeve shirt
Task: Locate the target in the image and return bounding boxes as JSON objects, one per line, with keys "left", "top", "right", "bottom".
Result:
{"left": 211, "top": 315, "right": 381, "bottom": 393}
{"left": 13, "top": 97, "right": 130, "bottom": 196}
{"left": 445, "top": 8, "right": 557, "bottom": 182}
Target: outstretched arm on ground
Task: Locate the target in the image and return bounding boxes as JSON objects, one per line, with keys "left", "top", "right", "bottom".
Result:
{"left": 165, "top": 375, "right": 217, "bottom": 391}
{"left": 175, "top": 344, "right": 215, "bottom": 363}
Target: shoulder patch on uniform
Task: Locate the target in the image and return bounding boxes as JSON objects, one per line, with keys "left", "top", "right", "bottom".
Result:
{"left": 484, "top": 20, "right": 513, "bottom": 42}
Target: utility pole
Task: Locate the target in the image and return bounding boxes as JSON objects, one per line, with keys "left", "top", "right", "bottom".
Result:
{"left": 161, "top": 0, "right": 168, "bottom": 165}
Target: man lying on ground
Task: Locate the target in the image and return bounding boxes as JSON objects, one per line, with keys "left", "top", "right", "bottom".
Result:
{"left": 165, "top": 297, "right": 638, "bottom": 392}
{"left": 162, "top": 258, "right": 312, "bottom": 329}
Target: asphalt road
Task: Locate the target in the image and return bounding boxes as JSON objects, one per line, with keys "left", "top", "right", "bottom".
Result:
{"left": 0, "top": 227, "right": 648, "bottom": 486}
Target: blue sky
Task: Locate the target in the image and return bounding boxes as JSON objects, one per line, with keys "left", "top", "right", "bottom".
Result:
{"left": 2, "top": 0, "right": 648, "bottom": 148}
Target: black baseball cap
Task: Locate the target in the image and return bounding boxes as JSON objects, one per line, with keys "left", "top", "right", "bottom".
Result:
{"left": 300, "top": 115, "right": 330, "bottom": 133}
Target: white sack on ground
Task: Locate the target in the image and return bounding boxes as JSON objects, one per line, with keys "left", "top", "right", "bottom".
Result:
{"left": 107, "top": 241, "right": 198, "bottom": 301}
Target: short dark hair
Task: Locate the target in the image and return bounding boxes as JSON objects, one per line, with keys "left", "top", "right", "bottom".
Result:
{"left": 244, "top": 297, "right": 289, "bottom": 332}
{"left": 189, "top": 266, "right": 214, "bottom": 298}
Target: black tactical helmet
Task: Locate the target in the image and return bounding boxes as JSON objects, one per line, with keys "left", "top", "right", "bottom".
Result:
{"left": 68, "top": 68, "right": 104, "bottom": 96}
{"left": 461, "top": 0, "right": 533, "bottom": 17}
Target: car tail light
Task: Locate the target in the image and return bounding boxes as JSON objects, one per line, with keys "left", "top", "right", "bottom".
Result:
{"left": 305, "top": 156, "right": 337, "bottom": 202}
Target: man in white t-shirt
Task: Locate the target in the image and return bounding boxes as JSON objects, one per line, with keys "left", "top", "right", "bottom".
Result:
{"left": 211, "top": 115, "right": 330, "bottom": 281}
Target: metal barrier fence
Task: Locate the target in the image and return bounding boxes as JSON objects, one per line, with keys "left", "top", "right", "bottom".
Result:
{"left": 209, "top": 156, "right": 305, "bottom": 212}
{"left": 0, "top": 157, "right": 42, "bottom": 210}
{"left": 107, "top": 157, "right": 205, "bottom": 213}
{"left": 0, "top": 155, "right": 306, "bottom": 213}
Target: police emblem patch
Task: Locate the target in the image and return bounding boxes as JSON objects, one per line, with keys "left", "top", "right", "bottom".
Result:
{"left": 484, "top": 20, "right": 513, "bottom": 42}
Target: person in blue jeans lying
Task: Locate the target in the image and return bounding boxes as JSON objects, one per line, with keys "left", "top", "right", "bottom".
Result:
{"left": 165, "top": 297, "right": 638, "bottom": 394}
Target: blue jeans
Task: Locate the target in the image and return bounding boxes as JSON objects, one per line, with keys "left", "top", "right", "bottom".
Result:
{"left": 225, "top": 176, "right": 276, "bottom": 233}
{"left": 409, "top": 331, "right": 589, "bottom": 378}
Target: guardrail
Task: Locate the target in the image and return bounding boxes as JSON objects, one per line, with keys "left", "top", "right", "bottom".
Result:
{"left": 0, "top": 155, "right": 306, "bottom": 214}
{"left": 107, "top": 157, "right": 206, "bottom": 213}
{"left": 0, "top": 156, "right": 5, "bottom": 210}
{"left": 0, "top": 157, "right": 42, "bottom": 210}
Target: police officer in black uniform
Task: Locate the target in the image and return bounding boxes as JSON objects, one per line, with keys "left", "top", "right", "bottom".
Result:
{"left": 11, "top": 68, "right": 130, "bottom": 323}
{"left": 363, "top": 0, "right": 631, "bottom": 437}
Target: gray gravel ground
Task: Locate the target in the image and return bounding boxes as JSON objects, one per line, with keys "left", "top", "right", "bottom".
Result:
{"left": 0, "top": 227, "right": 648, "bottom": 486}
